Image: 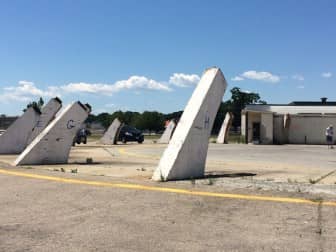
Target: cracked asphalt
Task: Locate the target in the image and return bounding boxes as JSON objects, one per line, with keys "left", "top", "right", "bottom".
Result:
{"left": 0, "top": 168, "right": 335, "bottom": 252}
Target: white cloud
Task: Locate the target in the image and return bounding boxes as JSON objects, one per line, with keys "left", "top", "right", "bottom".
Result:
{"left": 292, "top": 74, "right": 304, "bottom": 81}
{"left": 241, "top": 71, "right": 280, "bottom": 83}
{"left": 0, "top": 80, "right": 60, "bottom": 103}
{"left": 231, "top": 70, "right": 280, "bottom": 83}
{"left": 231, "top": 76, "right": 244, "bottom": 81}
{"left": 297, "top": 85, "right": 305, "bottom": 89}
{"left": 169, "top": 73, "right": 200, "bottom": 87}
{"left": 322, "top": 72, "right": 332, "bottom": 78}
{"left": 0, "top": 72, "right": 201, "bottom": 104}
{"left": 61, "top": 75, "right": 172, "bottom": 94}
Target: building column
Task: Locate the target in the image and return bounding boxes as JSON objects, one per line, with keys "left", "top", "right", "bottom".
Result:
{"left": 261, "top": 113, "right": 273, "bottom": 144}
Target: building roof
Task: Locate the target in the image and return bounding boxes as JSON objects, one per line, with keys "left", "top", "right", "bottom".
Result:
{"left": 243, "top": 104, "right": 336, "bottom": 115}
{"left": 288, "top": 101, "right": 336, "bottom": 106}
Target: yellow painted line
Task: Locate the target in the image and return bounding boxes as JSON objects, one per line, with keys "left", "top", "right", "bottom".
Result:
{"left": 0, "top": 168, "right": 336, "bottom": 207}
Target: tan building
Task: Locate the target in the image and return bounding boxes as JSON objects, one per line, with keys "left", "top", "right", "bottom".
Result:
{"left": 241, "top": 99, "right": 336, "bottom": 145}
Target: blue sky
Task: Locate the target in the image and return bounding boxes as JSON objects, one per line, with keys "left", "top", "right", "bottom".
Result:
{"left": 0, "top": 0, "right": 335, "bottom": 115}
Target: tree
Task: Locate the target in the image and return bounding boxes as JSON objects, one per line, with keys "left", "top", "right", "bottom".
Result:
{"left": 85, "top": 86, "right": 266, "bottom": 134}
{"left": 23, "top": 97, "right": 44, "bottom": 113}
{"left": 228, "top": 87, "right": 266, "bottom": 128}
{"left": 134, "top": 111, "right": 164, "bottom": 132}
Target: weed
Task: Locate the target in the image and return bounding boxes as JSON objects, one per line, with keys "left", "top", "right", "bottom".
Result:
{"left": 309, "top": 178, "right": 316, "bottom": 184}
{"left": 207, "top": 178, "right": 215, "bottom": 185}
{"left": 60, "top": 168, "right": 65, "bottom": 172}
{"left": 190, "top": 177, "right": 196, "bottom": 186}
{"left": 71, "top": 168, "right": 78, "bottom": 173}
{"left": 311, "top": 197, "right": 324, "bottom": 203}
{"left": 160, "top": 173, "right": 165, "bottom": 182}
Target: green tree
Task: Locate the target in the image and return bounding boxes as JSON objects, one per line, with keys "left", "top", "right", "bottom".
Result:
{"left": 23, "top": 97, "right": 44, "bottom": 113}
{"left": 228, "top": 87, "right": 266, "bottom": 128}
{"left": 135, "top": 111, "right": 164, "bottom": 132}
{"left": 94, "top": 112, "right": 114, "bottom": 129}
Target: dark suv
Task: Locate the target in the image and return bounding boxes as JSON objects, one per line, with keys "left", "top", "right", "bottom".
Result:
{"left": 118, "top": 125, "right": 144, "bottom": 144}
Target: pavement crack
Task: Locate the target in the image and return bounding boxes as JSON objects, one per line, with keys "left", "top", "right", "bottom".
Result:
{"left": 103, "top": 147, "right": 115, "bottom": 158}
{"left": 316, "top": 201, "right": 324, "bottom": 252}
{"left": 314, "top": 169, "right": 336, "bottom": 183}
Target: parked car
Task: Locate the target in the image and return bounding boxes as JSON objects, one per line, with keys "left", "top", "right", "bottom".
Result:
{"left": 73, "top": 128, "right": 91, "bottom": 145}
{"left": 118, "top": 125, "right": 144, "bottom": 144}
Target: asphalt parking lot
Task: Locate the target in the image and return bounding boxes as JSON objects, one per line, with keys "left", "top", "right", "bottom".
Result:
{"left": 2, "top": 140, "right": 335, "bottom": 185}
{"left": 0, "top": 167, "right": 335, "bottom": 252}
{"left": 0, "top": 141, "right": 336, "bottom": 251}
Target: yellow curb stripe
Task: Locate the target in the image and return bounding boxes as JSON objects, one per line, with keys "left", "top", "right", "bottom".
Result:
{"left": 0, "top": 168, "right": 335, "bottom": 207}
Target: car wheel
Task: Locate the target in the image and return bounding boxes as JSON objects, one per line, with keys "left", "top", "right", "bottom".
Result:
{"left": 138, "top": 140, "right": 143, "bottom": 144}
{"left": 122, "top": 137, "right": 127, "bottom": 144}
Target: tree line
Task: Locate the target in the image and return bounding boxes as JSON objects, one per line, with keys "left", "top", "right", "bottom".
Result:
{"left": 87, "top": 87, "right": 266, "bottom": 134}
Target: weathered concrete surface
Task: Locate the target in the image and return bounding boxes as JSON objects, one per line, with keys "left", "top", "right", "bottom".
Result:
{"left": 216, "top": 112, "right": 233, "bottom": 144}
{"left": 153, "top": 68, "right": 227, "bottom": 181}
{"left": 0, "top": 169, "right": 335, "bottom": 252}
{"left": 100, "top": 118, "right": 121, "bottom": 145}
{"left": 2, "top": 141, "right": 336, "bottom": 187}
{"left": 0, "top": 107, "right": 40, "bottom": 154}
{"left": 27, "top": 97, "right": 62, "bottom": 145}
{"left": 14, "top": 102, "right": 90, "bottom": 165}
{"left": 158, "top": 120, "right": 176, "bottom": 144}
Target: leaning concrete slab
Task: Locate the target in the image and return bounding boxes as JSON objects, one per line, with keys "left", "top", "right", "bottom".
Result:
{"left": 14, "top": 102, "right": 91, "bottom": 165}
{"left": 0, "top": 107, "right": 41, "bottom": 154}
{"left": 27, "top": 97, "right": 62, "bottom": 145}
{"left": 158, "top": 120, "right": 176, "bottom": 144}
{"left": 100, "top": 118, "right": 122, "bottom": 145}
{"left": 152, "top": 68, "right": 227, "bottom": 181}
{"left": 216, "top": 112, "right": 233, "bottom": 144}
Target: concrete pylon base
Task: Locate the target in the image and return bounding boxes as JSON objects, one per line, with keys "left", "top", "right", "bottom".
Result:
{"left": 152, "top": 67, "right": 227, "bottom": 181}
{"left": 27, "top": 97, "right": 62, "bottom": 145}
{"left": 14, "top": 102, "right": 91, "bottom": 165}
{"left": 216, "top": 112, "right": 233, "bottom": 144}
{"left": 100, "top": 118, "right": 122, "bottom": 145}
{"left": 0, "top": 107, "right": 40, "bottom": 154}
{"left": 158, "top": 120, "right": 176, "bottom": 144}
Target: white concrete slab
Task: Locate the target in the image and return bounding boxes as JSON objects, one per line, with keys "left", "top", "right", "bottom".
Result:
{"left": 216, "top": 112, "right": 233, "bottom": 144}
{"left": 100, "top": 118, "right": 122, "bottom": 145}
{"left": 27, "top": 97, "right": 62, "bottom": 145}
{"left": 14, "top": 102, "right": 91, "bottom": 165}
{"left": 158, "top": 120, "right": 176, "bottom": 144}
{"left": 153, "top": 68, "right": 227, "bottom": 181}
{"left": 0, "top": 107, "right": 41, "bottom": 154}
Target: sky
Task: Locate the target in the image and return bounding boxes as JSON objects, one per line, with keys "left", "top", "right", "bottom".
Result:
{"left": 0, "top": 0, "right": 335, "bottom": 115}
